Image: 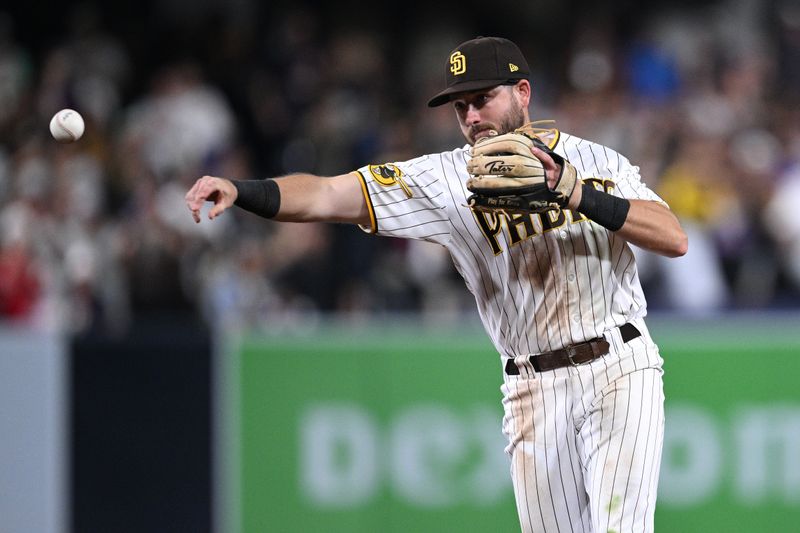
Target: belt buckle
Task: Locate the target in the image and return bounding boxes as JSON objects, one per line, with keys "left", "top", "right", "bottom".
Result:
{"left": 566, "top": 345, "right": 581, "bottom": 366}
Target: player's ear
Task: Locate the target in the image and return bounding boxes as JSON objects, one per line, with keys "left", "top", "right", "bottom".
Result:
{"left": 514, "top": 79, "right": 531, "bottom": 106}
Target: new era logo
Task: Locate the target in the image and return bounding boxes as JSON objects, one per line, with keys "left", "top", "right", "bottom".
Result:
{"left": 509, "top": 63, "right": 519, "bottom": 72}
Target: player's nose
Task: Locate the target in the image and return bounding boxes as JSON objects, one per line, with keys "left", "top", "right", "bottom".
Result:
{"left": 465, "top": 104, "right": 482, "bottom": 125}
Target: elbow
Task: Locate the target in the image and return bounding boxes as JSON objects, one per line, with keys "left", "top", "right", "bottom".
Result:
{"left": 667, "top": 230, "right": 689, "bottom": 258}
{"left": 661, "top": 209, "right": 688, "bottom": 258}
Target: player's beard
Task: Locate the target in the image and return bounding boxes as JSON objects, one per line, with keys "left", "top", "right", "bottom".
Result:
{"left": 467, "top": 97, "right": 526, "bottom": 145}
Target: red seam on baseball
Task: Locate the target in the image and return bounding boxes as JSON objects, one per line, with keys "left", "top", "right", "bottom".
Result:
{"left": 57, "top": 114, "right": 77, "bottom": 141}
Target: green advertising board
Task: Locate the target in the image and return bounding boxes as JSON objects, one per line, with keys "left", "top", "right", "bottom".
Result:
{"left": 220, "top": 314, "right": 800, "bottom": 532}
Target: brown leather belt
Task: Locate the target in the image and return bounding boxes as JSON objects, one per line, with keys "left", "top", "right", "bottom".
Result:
{"left": 505, "top": 323, "right": 641, "bottom": 375}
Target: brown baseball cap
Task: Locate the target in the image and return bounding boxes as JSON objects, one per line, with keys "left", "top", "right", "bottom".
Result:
{"left": 427, "top": 36, "right": 530, "bottom": 107}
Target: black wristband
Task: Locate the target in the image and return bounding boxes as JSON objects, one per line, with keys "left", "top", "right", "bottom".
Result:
{"left": 577, "top": 183, "right": 630, "bottom": 231}
{"left": 232, "top": 179, "right": 281, "bottom": 219}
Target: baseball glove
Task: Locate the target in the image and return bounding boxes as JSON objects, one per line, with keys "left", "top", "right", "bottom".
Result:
{"left": 466, "top": 132, "right": 578, "bottom": 215}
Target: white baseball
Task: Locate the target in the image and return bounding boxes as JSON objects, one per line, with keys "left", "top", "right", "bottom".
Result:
{"left": 49, "top": 109, "right": 85, "bottom": 143}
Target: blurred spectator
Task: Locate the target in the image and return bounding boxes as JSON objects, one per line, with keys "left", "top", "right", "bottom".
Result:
{"left": 764, "top": 162, "right": 800, "bottom": 295}
{"left": 653, "top": 133, "right": 735, "bottom": 313}
{"left": 2, "top": 0, "right": 800, "bottom": 335}
{"left": 0, "top": 224, "right": 40, "bottom": 320}
{"left": 0, "top": 12, "right": 32, "bottom": 143}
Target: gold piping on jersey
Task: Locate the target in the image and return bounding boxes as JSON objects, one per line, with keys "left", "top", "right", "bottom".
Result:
{"left": 354, "top": 170, "right": 378, "bottom": 234}
{"left": 548, "top": 129, "right": 561, "bottom": 150}
{"left": 368, "top": 164, "right": 413, "bottom": 198}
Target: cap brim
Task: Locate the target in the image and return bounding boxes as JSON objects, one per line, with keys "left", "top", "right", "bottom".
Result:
{"left": 427, "top": 79, "right": 511, "bottom": 107}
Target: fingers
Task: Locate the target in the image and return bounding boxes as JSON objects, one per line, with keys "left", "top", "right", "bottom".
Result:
{"left": 209, "top": 203, "right": 226, "bottom": 220}
{"left": 185, "top": 176, "right": 228, "bottom": 223}
{"left": 185, "top": 179, "right": 204, "bottom": 223}
{"left": 528, "top": 146, "right": 564, "bottom": 189}
{"left": 529, "top": 146, "right": 556, "bottom": 169}
{"left": 185, "top": 177, "right": 207, "bottom": 209}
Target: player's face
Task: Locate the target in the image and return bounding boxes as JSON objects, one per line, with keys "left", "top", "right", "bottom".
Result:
{"left": 452, "top": 84, "right": 527, "bottom": 145}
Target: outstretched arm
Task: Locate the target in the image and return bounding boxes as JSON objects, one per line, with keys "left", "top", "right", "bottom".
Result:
{"left": 185, "top": 173, "right": 371, "bottom": 226}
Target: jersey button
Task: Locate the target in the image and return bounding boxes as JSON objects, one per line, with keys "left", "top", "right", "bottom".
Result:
{"left": 572, "top": 315, "right": 580, "bottom": 324}
{"left": 560, "top": 231, "right": 568, "bottom": 239}
{"left": 567, "top": 273, "right": 576, "bottom": 282}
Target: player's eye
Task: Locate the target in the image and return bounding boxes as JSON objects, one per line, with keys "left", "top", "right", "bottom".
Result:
{"left": 453, "top": 101, "right": 466, "bottom": 112}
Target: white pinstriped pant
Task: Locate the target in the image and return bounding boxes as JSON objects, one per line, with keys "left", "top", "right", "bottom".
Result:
{"left": 501, "top": 321, "right": 665, "bottom": 533}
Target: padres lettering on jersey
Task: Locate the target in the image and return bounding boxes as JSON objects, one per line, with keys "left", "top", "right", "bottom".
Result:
{"left": 471, "top": 178, "right": 617, "bottom": 255}
{"left": 355, "top": 131, "right": 666, "bottom": 359}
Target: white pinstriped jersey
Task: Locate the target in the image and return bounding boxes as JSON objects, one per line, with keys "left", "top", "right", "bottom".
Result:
{"left": 355, "top": 131, "right": 665, "bottom": 360}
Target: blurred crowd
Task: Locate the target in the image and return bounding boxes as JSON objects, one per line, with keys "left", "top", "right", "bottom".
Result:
{"left": 1, "top": 0, "right": 800, "bottom": 335}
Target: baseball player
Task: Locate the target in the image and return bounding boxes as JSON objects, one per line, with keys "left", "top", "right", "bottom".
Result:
{"left": 185, "top": 36, "right": 687, "bottom": 532}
